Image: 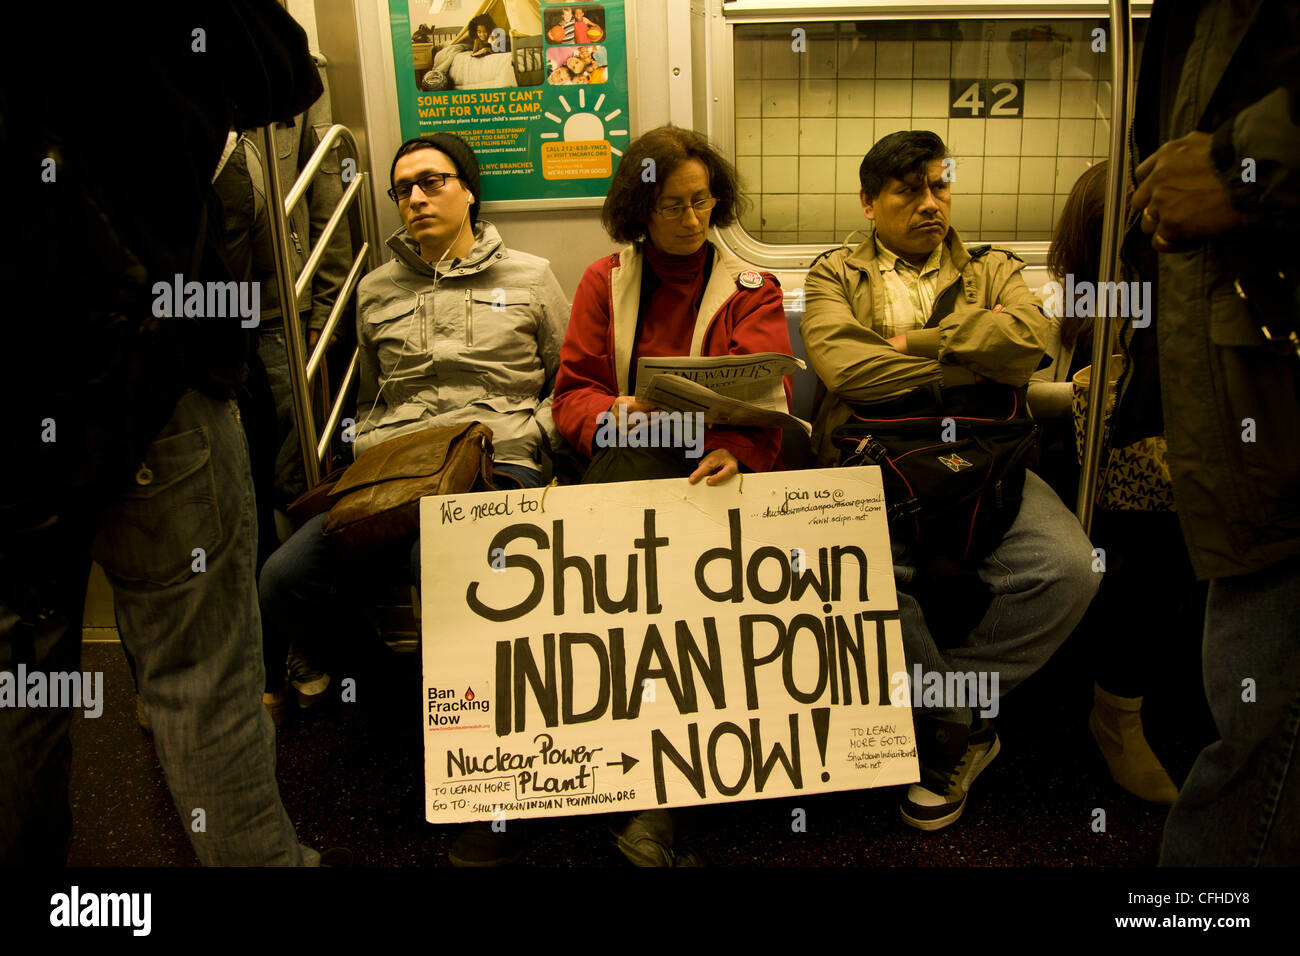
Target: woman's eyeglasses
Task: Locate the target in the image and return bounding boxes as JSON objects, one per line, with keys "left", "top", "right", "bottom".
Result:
{"left": 654, "top": 197, "right": 717, "bottom": 220}
{"left": 388, "top": 172, "right": 463, "bottom": 202}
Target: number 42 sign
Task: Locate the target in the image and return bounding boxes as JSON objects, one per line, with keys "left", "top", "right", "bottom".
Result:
{"left": 949, "top": 79, "right": 1023, "bottom": 118}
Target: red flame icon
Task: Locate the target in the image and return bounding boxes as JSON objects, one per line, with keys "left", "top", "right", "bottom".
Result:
{"left": 464, "top": 687, "right": 475, "bottom": 701}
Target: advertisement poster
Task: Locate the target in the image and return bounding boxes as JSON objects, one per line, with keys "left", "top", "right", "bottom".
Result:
{"left": 389, "top": 0, "right": 632, "bottom": 204}
{"left": 420, "top": 468, "right": 916, "bottom": 824}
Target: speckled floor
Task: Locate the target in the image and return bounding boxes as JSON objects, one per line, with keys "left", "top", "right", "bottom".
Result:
{"left": 67, "top": 613, "right": 1214, "bottom": 868}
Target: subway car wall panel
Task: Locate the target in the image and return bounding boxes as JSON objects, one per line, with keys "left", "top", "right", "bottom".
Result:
{"left": 1, "top": 0, "right": 1294, "bottom": 933}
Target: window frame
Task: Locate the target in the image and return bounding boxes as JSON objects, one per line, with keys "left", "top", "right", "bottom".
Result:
{"left": 706, "top": 0, "right": 1152, "bottom": 270}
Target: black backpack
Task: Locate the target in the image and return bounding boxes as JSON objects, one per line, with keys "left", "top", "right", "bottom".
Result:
{"left": 832, "top": 384, "right": 1038, "bottom": 568}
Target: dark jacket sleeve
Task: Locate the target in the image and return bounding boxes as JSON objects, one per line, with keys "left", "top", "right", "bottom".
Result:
{"left": 1211, "top": 81, "right": 1300, "bottom": 227}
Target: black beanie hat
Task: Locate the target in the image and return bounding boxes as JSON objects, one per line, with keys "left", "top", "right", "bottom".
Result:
{"left": 389, "top": 132, "right": 482, "bottom": 226}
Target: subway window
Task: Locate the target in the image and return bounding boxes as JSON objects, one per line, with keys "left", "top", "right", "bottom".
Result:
{"left": 731, "top": 19, "right": 1147, "bottom": 247}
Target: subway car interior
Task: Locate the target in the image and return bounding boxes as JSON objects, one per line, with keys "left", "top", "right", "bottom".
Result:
{"left": 4, "top": 0, "right": 1295, "bottom": 886}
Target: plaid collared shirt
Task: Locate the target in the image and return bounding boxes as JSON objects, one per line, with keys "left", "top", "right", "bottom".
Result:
{"left": 873, "top": 236, "right": 945, "bottom": 339}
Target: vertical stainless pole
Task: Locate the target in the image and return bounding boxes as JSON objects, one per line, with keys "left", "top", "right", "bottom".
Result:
{"left": 259, "top": 125, "right": 322, "bottom": 488}
{"left": 1076, "top": 0, "right": 1133, "bottom": 534}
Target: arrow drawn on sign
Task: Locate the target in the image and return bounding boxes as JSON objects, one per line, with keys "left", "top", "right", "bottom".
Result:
{"left": 607, "top": 753, "right": 639, "bottom": 773}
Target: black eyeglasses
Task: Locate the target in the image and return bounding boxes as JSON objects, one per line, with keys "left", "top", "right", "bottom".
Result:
{"left": 388, "top": 172, "right": 463, "bottom": 202}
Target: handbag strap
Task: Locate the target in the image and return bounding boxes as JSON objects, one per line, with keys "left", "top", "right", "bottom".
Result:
{"left": 924, "top": 277, "right": 963, "bottom": 329}
{"left": 923, "top": 245, "right": 997, "bottom": 329}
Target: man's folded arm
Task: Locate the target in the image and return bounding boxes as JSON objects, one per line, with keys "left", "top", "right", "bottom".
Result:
{"left": 905, "top": 258, "right": 1049, "bottom": 385}
{"left": 801, "top": 264, "right": 977, "bottom": 405}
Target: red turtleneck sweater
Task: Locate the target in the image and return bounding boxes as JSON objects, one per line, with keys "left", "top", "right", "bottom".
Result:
{"left": 630, "top": 242, "right": 709, "bottom": 386}
{"left": 553, "top": 241, "right": 792, "bottom": 472}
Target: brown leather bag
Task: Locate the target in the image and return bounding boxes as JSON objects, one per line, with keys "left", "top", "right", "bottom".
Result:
{"left": 319, "top": 422, "right": 495, "bottom": 554}
{"left": 285, "top": 464, "right": 348, "bottom": 527}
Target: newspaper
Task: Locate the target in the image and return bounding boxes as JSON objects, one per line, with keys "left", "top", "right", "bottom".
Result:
{"left": 634, "top": 352, "right": 811, "bottom": 436}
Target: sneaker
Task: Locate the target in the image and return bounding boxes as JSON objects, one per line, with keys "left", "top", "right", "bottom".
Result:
{"left": 287, "top": 651, "right": 331, "bottom": 710}
{"left": 319, "top": 846, "right": 356, "bottom": 867}
{"left": 672, "top": 843, "right": 707, "bottom": 867}
{"left": 611, "top": 810, "right": 678, "bottom": 867}
{"left": 449, "top": 821, "right": 533, "bottom": 867}
{"left": 900, "top": 717, "right": 1001, "bottom": 831}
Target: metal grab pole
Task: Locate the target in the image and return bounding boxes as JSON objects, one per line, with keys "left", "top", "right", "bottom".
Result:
{"left": 1076, "top": 0, "right": 1133, "bottom": 535}
{"left": 258, "top": 120, "right": 380, "bottom": 483}
{"left": 258, "top": 124, "right": 322, "bottom": 489}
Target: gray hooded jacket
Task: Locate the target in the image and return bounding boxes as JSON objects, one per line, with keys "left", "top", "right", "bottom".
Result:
{"left": 353, "top": 221, "right": 570, "bottom": 469}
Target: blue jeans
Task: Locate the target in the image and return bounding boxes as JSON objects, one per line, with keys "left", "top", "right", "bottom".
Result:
{"left": 0, "top": 390, "right": 316, "bottom": 866}
{"left": 260, "top": 463, "right": 541, "bottom": 670}
{"left": 894, "top": 470, "right": 1100, "bottom": 726}
{"left": 1160, "top": 555, "right": 1300, "bottom": 865}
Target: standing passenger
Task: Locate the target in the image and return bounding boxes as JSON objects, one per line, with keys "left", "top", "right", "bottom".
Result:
{"left": 211, "top": 67, "right": 354, "bottom": 722}
{"left": 1118, "top": 0, "right": 1300, "bottom": 865}
{"left": 1047, "top": 161, "right": 1195, "bottom": 806}
{"left": 0, "top": 0, "right": 330, "bottom": 867}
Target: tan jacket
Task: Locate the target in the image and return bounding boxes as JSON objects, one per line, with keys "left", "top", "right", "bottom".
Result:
{"left": 802, "top": 228, "right": 1050, "bottom": 464}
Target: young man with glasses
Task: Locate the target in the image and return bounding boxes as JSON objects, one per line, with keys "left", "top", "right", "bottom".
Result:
{"left": 257, "top": 134, "right": 569, "bottom": 803}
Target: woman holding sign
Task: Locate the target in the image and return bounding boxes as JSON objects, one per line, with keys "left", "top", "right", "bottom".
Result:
{"left": 552, "top": 125, "right": 794, "bottom": 865}
{"left": 553, "top": 125, "right": 794, "bottom": 489}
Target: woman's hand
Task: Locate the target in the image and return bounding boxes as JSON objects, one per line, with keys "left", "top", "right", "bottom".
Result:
{"left": 609, "top": 395, "right": 657, "bottom": 422}
{"left": 688, "top": 448, "right": 740, "bottom": 486}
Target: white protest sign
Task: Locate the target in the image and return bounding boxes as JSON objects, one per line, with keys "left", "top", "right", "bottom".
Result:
{"left": 420, "top": 467, "right": 916, "bottom": 823}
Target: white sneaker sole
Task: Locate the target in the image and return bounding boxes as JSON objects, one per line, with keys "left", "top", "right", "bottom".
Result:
{"left": 900, "top": 735, "right": 1002, "bottom": 832}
